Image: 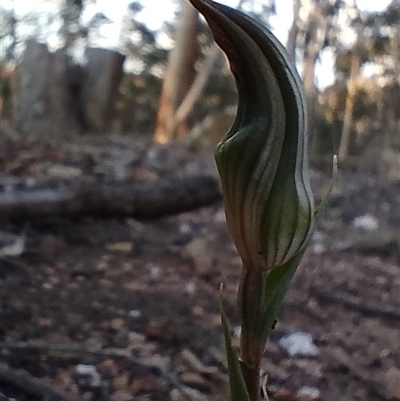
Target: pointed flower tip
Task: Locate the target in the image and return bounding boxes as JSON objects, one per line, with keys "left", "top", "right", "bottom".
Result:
{"left": 192, "top": 0, "right": 315, "bottom": 271}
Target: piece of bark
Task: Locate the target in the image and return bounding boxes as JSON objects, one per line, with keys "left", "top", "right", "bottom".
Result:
{"left": 309, "top": 286, "right": 400, "bottom": 323}
{"left": 0, "top": 175, "right": 221, "bottom": 222}
{"left": 0, "top": 342, "right": 205, "bottom": 401}
{"left": 0, "top": 362, "right": 81, "bottom": 401}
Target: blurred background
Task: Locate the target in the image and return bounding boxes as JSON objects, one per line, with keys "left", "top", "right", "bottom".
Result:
{"left": 0, "top": 0, "right": 399, "bottom": 173}
{"left": 0, "top": 1, "right": 399, "bottom": 401}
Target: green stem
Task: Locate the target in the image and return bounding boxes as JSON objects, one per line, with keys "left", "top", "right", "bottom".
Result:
{"left": 238, "top": 270, "right": 267, "bottom": 401}
{"left": 239, "top": 360, "right": 260, "bottom": 401}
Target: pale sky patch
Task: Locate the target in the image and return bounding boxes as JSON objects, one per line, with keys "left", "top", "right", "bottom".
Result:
{"left": 1, "top": 0, "right": 393, "bottom": 88}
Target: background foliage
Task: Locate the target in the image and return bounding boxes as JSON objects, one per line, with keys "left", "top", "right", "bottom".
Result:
{"left": 0, "top": 0, "right": 399, "bottom": 173}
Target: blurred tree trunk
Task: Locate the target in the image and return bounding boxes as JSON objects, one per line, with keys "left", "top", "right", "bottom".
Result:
{"left": 286, "top": 0, "right": 301, "bottom": 62}
{"left": 389, "top": 27, "right": 400, "bottom": 142}
{"left": 338, "top": 53, "right": 362, "bottom": 161}
{"left": 380, "top": 27, "right": 400, "bottom": 174}
{"left": 14, "top": 40, "right": 79, "bottom": 138}
{"left": 302, "top": 8, "right": 325, "bottom": 156}
{"left": 0, "top": 64, "right": 13, "bottom": 121}
{"left": 83, "top": 48, "right": 125, "bottom": 132}
{"left": 173, "top": 45, "right": 220, "bottom": 132}
{"left": 154, "top": 0, "right": 199, "bottom": 143}
{"left": 302, "top": 1, "right": 339, "bottom": 157}
{"left": 14, "top": 40, "right": 125, "bottom": 138}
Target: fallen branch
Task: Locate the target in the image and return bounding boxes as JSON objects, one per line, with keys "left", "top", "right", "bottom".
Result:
{"left": 1, "top": 341, "right": 133, "bottom": 357}
{"left": 309, "top": 286, "right": 400, "bottom": 323}
{"left": 0, "top": 362, "right": 81, "bottom": 401}
{"left": 0, "top": 174, "right": 221, "bottom": 222}
{"left": 0, "top": 341, "right": 207, "bottom": 401}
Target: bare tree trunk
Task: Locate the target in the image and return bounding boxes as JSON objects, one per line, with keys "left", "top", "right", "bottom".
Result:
{"left": 14, "top": 40, "right": 50, "bottom": 137}
{"left": 0, "top": 64, "right": 13, "bottom": 120}
{"left": 389, "top": 27, "right": 400, "bottom": 143}
{"left": 154, "top": 0, "right": 198, "bottom": 143}
{"left": 14, "top": 40, "right": 80, "bottom": 138}
{"left": 302, "top": 1, "right": 339, "bottom": 158}
{"left": 302, "top": 11, "right": 326, "bottom": 156}
{"left": 380, "top": 27, "right": 400, "bottom": 175}
{"left": 14, "top": 40, "right": 125, "bottom": 138}
{"left": 82, "top": 48, "right": 125, "bottom": 132}
{"left": 286, "top": 0, "right": 301, "bottom": 62}
{"left": 51, "top": 48, "right": 83, "bottom": 135}
{"left": 338, "top": 53, "right": 362, "bottom": 161}
{"left": 172, "top": 45, "right": 220, "bottom": 132}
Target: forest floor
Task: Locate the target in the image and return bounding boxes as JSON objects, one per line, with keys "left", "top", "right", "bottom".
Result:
{"left": 0, "top": 133, "right": 399, "bottom": 401}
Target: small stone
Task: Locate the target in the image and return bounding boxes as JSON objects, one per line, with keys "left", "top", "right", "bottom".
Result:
{"left": 47, "top": 164, "right": 82, "bottom": 179}
{"left": 106, "top": 242, "right": 134, "bottom": 253}
{"left": 110, "top": 318, "right": 125, "bottom": 331}
{"left": 145, "top": 322, "right": 163, "bottom": 340}
{"left": 273, "top": 388, "right": 296, "bottom": 400}
{"left": 97, "top": 359, "right": 119, "bottom": 376}
{"left": 128, "top": 331, "right": 146, "bottom": 344}
{"left": 38, "top": 317, "right": 53, "bottom": 328}
{"left": 180, "top": 349, "right": 218, "bottom": 376}
{"left": 130, "top": 166, "right": 159, "bottom": 182}
{"left": 53, "top": 371, "right": 73, "bottom": 390}
{"left": 352, "top": 214, "right": 379, "bottom": 230}
{"left": 170, "top": 389, "right": 185, "bottom": 401}
{"left": 67, "top": 312, "right": 84, "bottom": 327}
{"left": 296, "top": 386, "right": 320, "bottom": 400}
{"left": 279, "top": 332, "right": 319, "bottom": 357}
{"left": 180, "top": 372, "right": 210, "bottom": 392}
{"left": 75, "top": 364, "right": 101, "bottom": 388}
{"left": 382, "top": 367, "right": 400, "bottom": 399}
{"left": 185, "top": 280, "right": 197, "bottom": 296}
{"left": 130, "top": 376, "right": 154, "bottom": 395}
{"left": 148, "top": 263, "right": 161, "bottom": 279}
{"left": 110, "top": 390, "right": 132, "bottom": 401}
{"left": 181, "top": 237, "right": 214, "bottom": 279}
{"left": 112, "top": 373, "right": 130, "bottom": 391}
{"left": 190, "top": 306, "right": 205, "bottom": 318}
{"left": 128, "top": 309, "right": 141, "bottom": 319}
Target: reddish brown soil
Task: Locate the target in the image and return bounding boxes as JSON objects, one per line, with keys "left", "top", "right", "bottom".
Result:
{"left": 0, "top": 135, "right": 399, "bottom": 401}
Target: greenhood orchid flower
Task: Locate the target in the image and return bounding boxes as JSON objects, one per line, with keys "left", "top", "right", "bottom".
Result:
{"left": 188, "top": 1, "right": 332, "bottom": 400}
{"left": 191, "top": 0, "right": 314, "bottom": 273}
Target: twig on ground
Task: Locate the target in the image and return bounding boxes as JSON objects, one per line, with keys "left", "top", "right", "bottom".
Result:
{"left": 0, "top": 341, "right": 207, "bottom": 401}
{"left": 0, "top": 362, "right": 82, "bottom": 401}
{"left": 0, "top": 256, "right": 34, "bottom": 271}
{"left": 283, "top": 299, "right": 327, "bottom": 323}
{"left": 310, "top": 285, "right": 400, "bottom": 322}
{"left": 0, "top": 390, "right": 10, "bottom": 401}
